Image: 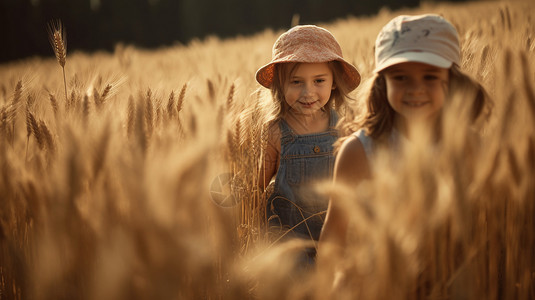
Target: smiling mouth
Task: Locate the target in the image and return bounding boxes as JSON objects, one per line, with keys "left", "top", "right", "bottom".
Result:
{"left": 298, "top": 100, "right": 318, "bottom": 106}
{"left": 403, "top": 101, "right": 429, "bottom": 107}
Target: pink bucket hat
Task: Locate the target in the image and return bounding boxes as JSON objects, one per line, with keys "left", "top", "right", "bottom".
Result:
{"left": 255, "top": 25, "right": 361, "bottom": 91}
{"left": 374, "top": 14, "right": 460, "bottom": 73}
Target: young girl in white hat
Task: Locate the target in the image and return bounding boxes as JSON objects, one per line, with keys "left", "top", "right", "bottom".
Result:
{"left": 256, "top": 25, "right": 360, "bottom": 264}
{"left": 320, "top": 14, "right": 491, "bottom": 250}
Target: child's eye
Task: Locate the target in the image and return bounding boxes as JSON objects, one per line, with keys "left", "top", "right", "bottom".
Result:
{"left": 314, "top": 79, "right": 325, "bottom": 84}
{"left": 424, "top": 75, "right": 439, "bottom": 80}
{"left": 290, "top": 80, "right": 302, "bottom": 85}
{"left": 392, "top": 75, "right": 407, "bottom": 81}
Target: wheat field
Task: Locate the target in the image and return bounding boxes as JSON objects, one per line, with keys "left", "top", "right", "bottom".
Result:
{"left": 0, "top": 1, "right": 534, "bottom": 299}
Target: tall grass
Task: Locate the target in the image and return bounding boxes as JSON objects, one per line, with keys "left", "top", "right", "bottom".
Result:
{"left": 0, "top": 1, "right": 534, "bottom": 299}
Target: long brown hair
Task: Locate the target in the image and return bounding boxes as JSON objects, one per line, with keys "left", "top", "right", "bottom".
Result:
{"left": 352, "top": 64, "right": 492, "bottom": 141}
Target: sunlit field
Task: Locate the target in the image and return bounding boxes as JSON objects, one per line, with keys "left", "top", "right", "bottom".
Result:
{"left": 1, "top": 1, "right": 534, "bottom": 299}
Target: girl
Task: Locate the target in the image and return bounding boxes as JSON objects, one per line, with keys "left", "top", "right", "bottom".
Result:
{"left": 320, "top": 14, "right": 491, "bottom": 248}
{"left": 255, "top": 25, "right": 361, "bottom": 260}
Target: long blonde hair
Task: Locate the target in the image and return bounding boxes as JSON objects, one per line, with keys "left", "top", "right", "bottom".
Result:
{"left": 268, "top": 61, "right": 354, "bottom": 120}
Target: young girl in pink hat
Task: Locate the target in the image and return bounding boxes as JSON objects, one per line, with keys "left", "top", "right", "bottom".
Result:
{"left": 320, "top": 14, "right": 491, "bottom": 253}
{"left": 255, "top": 25, "right": 360, "bottom": 264}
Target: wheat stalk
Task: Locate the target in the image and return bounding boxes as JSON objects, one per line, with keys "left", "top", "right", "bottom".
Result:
{"left": 232, "top": 118, "right": 241, "bottom": 164}
{"left": 92, "top": 123, "right": 110, "bottom": 179}
{"left": 226, "top": 83, "right": 235, "bottom": 113}
{"left": 82, "top": 94, "right": 90, "bottom": 125}
{"left": 177, "top": 83, "right": 187, "bottom": 112}
{"left": 27, "top": 111, "right": 44, "bottom": 150}
{"left": 101, "top": 84, "right": 112, "bottom": 102}
{"left": 127, "top": 95, "right": 135, "bottom": 138}
{"left": 520, "top": 52, "right": 535, "bottom": 117}
{"left": 0, "top": 94, "right": 20, "bottom": 147}
{"left": 25, "top": 108, "right": 32, "bottom": 141}
{"left": 499, "top": 6, "right": 512, "bottom": 31}
{"left": 12, "top": 81, "right": 22, "bottom": 107}
{"left": 1, "top": 2, "right": 533, "bottom": 299}
{"left": 528, "top": 137, "right": 535, "bottom": 172}
{"left": 47, "top": 19, "right": 68, "bottom": 102}
{"left": 135, "top": 95, "right": 147, "bottom": 154}
{"left": 227, "top": 128, "right": 237, "bottom": 165}
{"left": 166, "top": 91, "right": 176, "bottom": 120}
{"left": 39, "top": 120, "right": 55, "bottom": 155}
{"left": 145, "top": 89, "right": 154, "bottom": 140}
{"left": 0, "top": 84, "right": 6, "bottom": 104}
{"left": 67, "top": 90, "right": 77, "bottom": 113}
{"left": 0, "top": 107, "right": 6, "bottom": 141}
{"left": 207, "top": 79, "right": 215, "bottom": 103}
{"left": 48, "top": 93, "right": 59, "bottom": 117}
{"left": 10, "top": 81, "right": 22, "bottom": 145}
{"left": 156, "top": 107, "right": 162, "bottom": 129}
{"left": 189, "top": 110, "right": 197, "bottom": 137}
{"left": 94, "top": 84, "right": 112, "bottom": 111}
{"left": 25, "top": 97, "right": 34, "bottom": 160}
{"left": 177, "top": 83, "right": 187, "bottom": 135}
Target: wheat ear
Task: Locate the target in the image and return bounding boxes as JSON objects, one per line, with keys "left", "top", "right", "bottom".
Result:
{"left": 95, "top": 84, "right": 112, "bottom": 110}
{"left": 176, "top": 83, "right": 187, "bottom": 134}
{"left": 39, "top": 120, "right": 55, "bottom": 154}
{"left": 25, "top": 94, "right": 36, "bottom": 160}
{"left": 226, "top": 83, "right": 235, "bottom": 113}
{"left": 166, "top": 91, "right": 175, "bottom": 120}
{"left": 48, "top": 93, "right": 59, "bottom": 117}
{"left": 207, "top": 79, "right": 215, "bottom": 103}
{"left": 10, "top": 81, "right": 22, "bottom": 145}
{"left": 232, "top": 118, "right": 241, "bottom": 164}
{"left": 93, "top": 88, "right": 101, "bottom": 109}
{"left": 12, "top": 81, "right": 22, "bottom": 106}
{"left": 27, "top": 112, "right": 44, "bottom": 150}
{"left": 47, "top": 19, "right": 68, "bottom": 102}
{"left": 135, "top": 95, "right": 147, "bottom": 154}
{"left": 101, "top": 84, "right": 112, "bottom": 101}
{"left": 145, "top": 89, "right": 154, "bottom": 140}
{"left": 82, "top": 94, "right": 90, "bottom": 125}
{"left": 127, "top": 95, "right": 135, "bottom": 138}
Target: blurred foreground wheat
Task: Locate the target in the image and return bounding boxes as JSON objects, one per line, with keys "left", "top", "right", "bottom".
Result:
{"left": 0, "top": 1, "right": 534, "bottom": 299}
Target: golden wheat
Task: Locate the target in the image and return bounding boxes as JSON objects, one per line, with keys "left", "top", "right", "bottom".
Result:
{"left": 0, "top": 1, "right": 533, "bottom": 299}
{"left": 48, "top": 92, "right": 59, "bottom": 117}
{"left": 166, "top": 90, "right": 176, "bottom": 120}
{"left": 144, "top": 89, "right": 154, "bottom": 140}
{"left": 126, "top": 95, "right": 135, "bottom": 137}
{"left": 38, "top": 119, "right": 55, "bottom": 154}
{"left": 47, "top": 19, "right": 68, "bottom": 102}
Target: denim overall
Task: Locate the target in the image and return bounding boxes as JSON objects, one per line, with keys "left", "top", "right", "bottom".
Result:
{"left": 267, "top": 110, "right": 338, "bottom": 246}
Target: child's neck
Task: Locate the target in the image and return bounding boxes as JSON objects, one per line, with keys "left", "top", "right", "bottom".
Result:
{"left": 394, "top": 117, "right": 436, "bottom": 142}
{"left": 284, "top": 108, "right": 329, "bottom": 134}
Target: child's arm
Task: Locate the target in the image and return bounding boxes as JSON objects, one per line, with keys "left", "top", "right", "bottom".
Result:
{"left": 319, "top": 135, "right": 370, "bottom": 248}
{"left": 259, "top": 124, "right": 281, "bottom": 190}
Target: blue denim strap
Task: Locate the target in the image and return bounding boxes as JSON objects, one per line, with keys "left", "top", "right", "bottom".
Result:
{"left": 328, "top": 109, "right": 339, "bottom": 129}
{"left": 279, "top": 119, "right": 295, "bottom": 145}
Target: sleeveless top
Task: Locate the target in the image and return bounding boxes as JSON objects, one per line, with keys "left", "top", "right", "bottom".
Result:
{"left": 354, "top": 129, "right": 375, "bottom": 162}
{"left": 353, "top": 128, "right": 409, "bottom": 163}
{"left": 267, "top": 110, "right": 338, "bottom": 241}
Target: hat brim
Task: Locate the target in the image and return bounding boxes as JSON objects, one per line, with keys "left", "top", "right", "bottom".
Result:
{"left": 255, "top": 62, "right": 276, "bottom": 89}
{"left": 256, "top": 59, "right": 361, "bottom": 92}
{"left": 374, "top": 51, "right": 453, "bottom": 73}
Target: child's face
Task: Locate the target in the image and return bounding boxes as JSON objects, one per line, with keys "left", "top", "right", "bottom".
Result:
{"left": 283, "top": 62, "right": 335, "bottom": 115}
{"left": 383, "top": 62, "right": 449, "bottom": 123}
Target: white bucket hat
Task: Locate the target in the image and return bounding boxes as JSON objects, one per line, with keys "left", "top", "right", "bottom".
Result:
{"left": 374, "top": 14, "right": 460, "bottom": 73}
